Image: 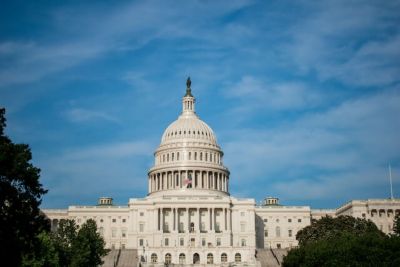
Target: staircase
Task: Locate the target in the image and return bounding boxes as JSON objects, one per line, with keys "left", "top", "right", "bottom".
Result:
{"left": 256, "top": 248, "right": 288, "bottom": 267}
{"left": 102, "top": 249, "right": 138, "bottom": 267}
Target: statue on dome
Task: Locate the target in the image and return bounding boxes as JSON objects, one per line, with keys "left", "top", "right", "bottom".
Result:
{"left": 185, "top": 77, "right": 193, "bottom": 97}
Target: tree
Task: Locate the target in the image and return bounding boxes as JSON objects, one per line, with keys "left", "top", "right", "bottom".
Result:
{"left": 296, "top": 215, "right": 382, "bottom": 246}
{"left": 70, "top": 219, "right": 108, "bottom": 267}
{"left": 0, "top": 108, "right": 49, "bottom": 266}
{"left": 283, "top": 215, "right": 400, "bottom": 267}
{"left": 21, "top": 231, "right": 60, "bottom": 267}
{"left": 52, "top": 219, "right": 79, "bottom": 267}
{"left": 394, "top": 213, "right": 400, "bottom": 236}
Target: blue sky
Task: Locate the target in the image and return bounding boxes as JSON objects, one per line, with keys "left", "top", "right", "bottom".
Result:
{"left": 1, "top": 0, "right": 399, "bottom": 209}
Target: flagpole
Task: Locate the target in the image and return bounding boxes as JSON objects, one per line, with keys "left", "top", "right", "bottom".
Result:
{"left": 389, "top": 164, "right": 394, "bottom": 200}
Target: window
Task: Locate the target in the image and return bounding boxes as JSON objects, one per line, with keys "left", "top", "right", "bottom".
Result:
{"left": 112, "top": 229, "right": 117, "bottom": 238}
{"left": 167, "top": 154, "right": 169, "bottom": 162}
{"left": 201, "top": 222, "right": 206, "bottom": 232}
{"left": 241, "top": 223, "right": 246, "bottom": 232}
{"left": 190, "top": 222, "right": 195, "bottom": 233}
{"left": 122, "top": 218, "right": 126, "bottom": 223}
{"left": 276, "top": 218, "right": 280, "bottom": 223}
{"left": 215, "top": 222, "right": 221, "bottom": 232}
{"left": 180, "top": 238, "right": 184, "bottom": 246}
{"left": 194, "top": 152, "right": 197, "bottom": 160}
{"left": 277, "top": 243, "right": 281, "bottom": 249}
{"left": 99, "top": 227, "right": 104, "bottom": 235}
{"left": 298, "top": 219, "right": 302, "bottom": 223}
{"left": 263, "top": 218, "right": 268, "bottom": 222}
{"left": 139, "top": 223, "right": 144, "bottom": 232}
{"left": 140, "top": 212, "right": 144, "bottom": 216}
{"left": 217, "top": 238, "right": 221, "bottom": 246}
{"left": 221, "top": 253, "right": 228, "bottom": 263}
{"left": 139, "top": 239, "right": 143, "bottom": 246}
{"left": 121, "top": 244, "right": 125, "bottom": 249}
{"left": 288, "top": 218, "right": 292, "bottom": 223}
{"left": 235, "top": 253, "right": 241, "bottom": 262}
{"left": 165, "top": 238, "right": 169, "bottom": 246}
{"left": 288, "top": 229, "right": 292, "bottom": 237}
{"left": 172, "top": 153, "right": 174, "bottom": 161}
{"left": 362, "top": 213, "right": 366, "bottom": 218}
{"left": 179, "top": 253, "right": 185, "bottom": 264}
{"left": 207, "top": 253, "right": 214, "bottom": 264}
{"left": 264, "top": 230, "right": 268, "bottom": 237}
{"left": 100, "top": 219, "right": 104, "bottom": 223}
{"left": 165, "top": 253, "right": 171, "bottom": 264}
{"left": 177, "top": 152, "right": 180, "bottom": 161}
{"left": 179, "top": 222, "right": 184, "bottom": 233}
{"left": 202, "top": 238, "right": 206, "bottom": 246}
{"left": 200, "top": 152, "right": 203, "bottom": 161}
{"left": 276, "top": 226, "right": 281, "bottom": 237}
{"left": 190, "top": 238, "right": 195, "bottom": 247}
{"left": 189, "top": 152, "right": 191, "bottom": 160}
{"left": 122, "top": 229, "right": 127, "bottom": 238}
{"left": 151, "top": 253, "right": 158, "bottom": 263}
{"left": 241, "top": 239, "right": 246, "bottom": 246}
{"left": 241, "top": 212, "right": 245, "bottom": 216}
{"left": 112, "top": 218, "right": 116, "bottom": 223}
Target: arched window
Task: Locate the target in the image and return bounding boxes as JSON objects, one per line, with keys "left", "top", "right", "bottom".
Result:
{"left": 151, "top": 253, "right": 157, "bottom": 263}
{"left": 276, "top": 226, "right": 281, "bottom": 237}
{"left": 177, "top": 152, "right": 180, "bottom": 161}
{"left": 194, "top": 152, "right": 197, "bottom": 160}
{"left": 193, "top": 253, "right": 200, "bottom": 264}
{"left": 172, "top": 153, "right": 174, "bottom": 161}
{"left": 200, "top": 152, "right": 203, "bottom": 161}
{"left": 207, "top": 253, "right": 214, "bottom": 264}
{"left": 165, "top": 253, "right": 172, "bottom": 264}
{"left": 205, "top": 153, "right": 208, "bottom": 161}
{"left": 167, "top": 154, "right": 169, "bottom": 162}
{"left": 221, "top": 253, "right": 228, "bottom": 263}
{"left": 235, "top": 253, "right": 241, "bottom": 262}
{"left": 179, "top": 253, "right": 185, "bottom": 264}
{"left": 163, "top": 154, "right": 165, "bottom": 162}
{"left": 189, "top": 152, "right": 191, "bottom": 160}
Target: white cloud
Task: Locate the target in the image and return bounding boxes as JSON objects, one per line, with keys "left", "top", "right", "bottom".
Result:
{"left": 223, "top": 89, "right": 400, "bottom": 202}
{"left": 64, "top": 108, "right": 120, "bottom": 124}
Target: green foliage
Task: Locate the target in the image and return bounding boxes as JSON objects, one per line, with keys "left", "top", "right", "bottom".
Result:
{"left": 53, "top": 219, "right": 79, "bottom": 267}
{"left": 283, "top": 232, "right": 400, "bottom": 267}
{"left": 394, "top": 213, "right": 400, "bottom": 236}
{"left": 296, "top": 215, "right": 382, "bottom": 246}
{"left": 70, "top": 219, "right": 108, "bottom": 267}
{"left": 283, "top": 215, "right": 400, "bottom": 266}
{"left": 0, "top": 108, "right": 49, "bottom": 266}
{"left": 21, "top": 232, "right": 60, "bottom": 267}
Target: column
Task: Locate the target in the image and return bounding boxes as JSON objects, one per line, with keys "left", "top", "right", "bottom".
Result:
{"left": 161, "top": 208, "right": 164, "bottom": 232}
{"left": 224, "top": 208, "right": 227, "bottom": 231}
{"left": 196, "top": 208, "right": 199, "bottom": 232}
{"left": 187, "top": 208, "right": 190, "bottom": 232}
{"left": 209, "top": 208, "right": 212, "bottom": 231}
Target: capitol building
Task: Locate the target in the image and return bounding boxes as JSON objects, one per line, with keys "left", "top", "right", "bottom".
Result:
{"left": 44, "top": 78, "right": 400, "bottom": 267}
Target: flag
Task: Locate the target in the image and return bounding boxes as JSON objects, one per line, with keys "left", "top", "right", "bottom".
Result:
{"left": 184, "top": 173, "right": 192, "bottom": 188}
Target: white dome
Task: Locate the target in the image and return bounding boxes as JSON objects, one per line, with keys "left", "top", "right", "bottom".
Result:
{"left": 160, "top": 113, "right": 218, "bottom": 146}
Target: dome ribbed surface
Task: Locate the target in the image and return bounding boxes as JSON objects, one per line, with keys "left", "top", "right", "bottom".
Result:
{"left": 160, "top": 114, "right": 217, "bottom": 146}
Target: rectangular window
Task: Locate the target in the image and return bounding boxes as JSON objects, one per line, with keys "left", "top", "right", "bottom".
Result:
{"left": 165, "top": 238, "right": 169, "bottom": 246}
{"left": 241, "top": 212, "right": 245, "bottom": 216}
{"left": 217, "top": 238, "right": 221, "bottom": 246}
{"left": 190, "top": 238, "right": 195, "bottom": 247}
{"left": 122, "top": 229, "right": 127, "bottom": 238}
{"left": 122, "top": 218, "right": 126, "bottom": 223}
{"left": 140, "top": 212, "right": 144, "bottom": 216}
{"left": 288, "top": 229, "right": 292, "bottom": 237}
{"left": 241, "top": 239, "right": 246, "bottom": 247}
{"left": 139, "top": 239, "right": 143, "bottom": 246}
{"left": 139, "top": 223, "right": 144, "bottom": 232}
{"left": 288, "top": 218, "right": 292, "bottom": 223}
{"left": 241, "top": 223, "right": 246, "bottom": 232}
{"left": 264, "top": 230, "right": 268, "bottom": 237}
{"left": 112, "top": 218, "right": 116, "bottom": 223}
{"left": 180, "top": 238, "right": 184, "bottom": 246}
{"left": 202, "top": 238, "right": 206, "bottom": 247}
{"left": 298, "top": 219, "right": 302, "bottom": 223}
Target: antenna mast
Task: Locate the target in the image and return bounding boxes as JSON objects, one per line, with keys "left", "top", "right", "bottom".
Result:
{"left": 389, "top": 164, "right": 394, "bottom": 200}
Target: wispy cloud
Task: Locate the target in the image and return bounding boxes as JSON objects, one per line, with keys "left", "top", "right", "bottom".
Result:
{"left": 64, "top": 108, "right": 120, "bottom": 124}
